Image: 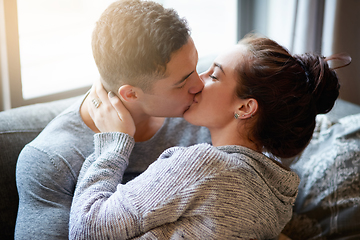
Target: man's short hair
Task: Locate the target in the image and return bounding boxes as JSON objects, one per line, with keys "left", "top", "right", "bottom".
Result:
{"left": 92, "top": 0, "right": 190, "bottom": 92}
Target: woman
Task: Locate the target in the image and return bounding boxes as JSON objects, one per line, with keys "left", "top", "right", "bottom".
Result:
{"left": 69, "top": 35, "right": 350, "bottom": 240}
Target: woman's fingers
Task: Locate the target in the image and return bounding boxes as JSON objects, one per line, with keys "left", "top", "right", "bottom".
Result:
{"left": 87, "top": 79, "right": 136, "bottom": 136}
{"left": 108, "top": 92, "right": 136, "bottom": 136}
{"left": 87, "top": 85, "right": 98, "bottom": 121}
{"left": 108, "top": 91, "right": 129, "bottom": 119}
{"left": 94, "top": 79, "right": 110, "bottom": 105}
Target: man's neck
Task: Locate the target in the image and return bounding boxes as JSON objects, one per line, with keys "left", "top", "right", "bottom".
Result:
{"left": 132, "top": 116, "right": 165, "bottom": 142}
{"left": 80, "top": 95, "right": 165, "bottom": 142}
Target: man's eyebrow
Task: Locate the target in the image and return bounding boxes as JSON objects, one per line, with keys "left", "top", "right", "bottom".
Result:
{"left": 214, "top": 62, "right": 225, "bottom": 75}
{"left": 173, "top": 70, "right": 195, "bottom": 86}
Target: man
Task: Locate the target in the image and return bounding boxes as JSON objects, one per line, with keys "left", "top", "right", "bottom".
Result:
{"left": 15, "top": 0, "right": 211, "bottom": 239}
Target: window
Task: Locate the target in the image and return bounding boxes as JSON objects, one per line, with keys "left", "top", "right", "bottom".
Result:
{"left": 157, "top": 0, "right": 237, "bottom": 59}
{"left": 0, "top": 0, "right": 237, "bottom": 110}
{"left": 16, "top": 0, "right": 116, "bottom": 100}
{"left": 3, "top": 0, "right": 305, "bottom": 110}
{"left": 266, "top": 0, "right": 297, "bottom": 51}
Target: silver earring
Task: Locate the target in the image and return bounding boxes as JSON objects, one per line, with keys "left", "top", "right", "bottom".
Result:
{"left": 234, "top": 113, "right": 239, "bottom": 119}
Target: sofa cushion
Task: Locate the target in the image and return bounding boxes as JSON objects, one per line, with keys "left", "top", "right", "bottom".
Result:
{"left": 283, "top": 113, "right": 360, "bottom": 239}
{"left": 0, "top": 88, "right": 359, "bottom": 240}
{"left": 0, "top": 96, "right": 80, "bottom": 240}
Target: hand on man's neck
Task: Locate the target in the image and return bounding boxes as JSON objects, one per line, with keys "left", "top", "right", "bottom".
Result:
{"left": 120, "top": 102, "right": 166, "bottom": 142}
{"left": 80, "top": 95, "right": 165, "bottom": 142}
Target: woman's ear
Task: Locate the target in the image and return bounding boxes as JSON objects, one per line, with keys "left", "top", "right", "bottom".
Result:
{"left": 118, "top": 85, "right": 142, "bottom": 102}
{"left": 235, "top": 98, "right": 258, "bottom": 119}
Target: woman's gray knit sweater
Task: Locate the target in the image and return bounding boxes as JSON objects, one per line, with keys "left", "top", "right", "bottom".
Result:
{"left": 69, "top": 132, "right": 299, "bottom": 240}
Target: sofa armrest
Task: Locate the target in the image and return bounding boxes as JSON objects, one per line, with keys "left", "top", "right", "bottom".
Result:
{"left": 0, "top": 96, "right": 81, "bottom": 240}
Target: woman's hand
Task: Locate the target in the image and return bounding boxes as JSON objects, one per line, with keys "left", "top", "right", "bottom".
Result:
{"left": 88, "top": 80, "right": 136, "bottom": 137}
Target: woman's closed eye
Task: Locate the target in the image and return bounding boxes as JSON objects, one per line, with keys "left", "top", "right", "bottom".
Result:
{"left": 209, "top": 74, "right": 218, "bottom": 81}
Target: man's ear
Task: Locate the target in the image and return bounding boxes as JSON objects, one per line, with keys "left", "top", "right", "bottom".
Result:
{"left": 118, "top": 85, "right": 142, "bottom": 102}
{"left": 236, "top": 98, "right": 258, "bottom": 119}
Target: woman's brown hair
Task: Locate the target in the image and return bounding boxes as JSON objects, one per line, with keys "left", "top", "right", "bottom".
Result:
{"left": 235, "top": 34, "right": 350, "bottom": 158}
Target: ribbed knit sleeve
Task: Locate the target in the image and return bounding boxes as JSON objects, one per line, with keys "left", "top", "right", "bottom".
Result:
{"left": 69, "top": 132, "right": 135, "bottom": 240}
{"left": 69, "top": 141, "right": 299, "bottom": 240}
{"left": 69, "top": 142, "right": 222, "bottom": 240}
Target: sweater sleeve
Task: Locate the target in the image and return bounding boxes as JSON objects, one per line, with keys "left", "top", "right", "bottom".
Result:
{"left": 69, "top": 141, "right": 219, "bottom": 240}
{"left": 69, "top": 132, "right": 135, "bottom": 240}
{"left": 75, "top": 132, "right": 134, "bottom": 186}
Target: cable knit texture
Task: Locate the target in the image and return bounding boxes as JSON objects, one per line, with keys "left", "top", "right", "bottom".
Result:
{"left": 70, "top": 133, "right": 299, "bottom": 240}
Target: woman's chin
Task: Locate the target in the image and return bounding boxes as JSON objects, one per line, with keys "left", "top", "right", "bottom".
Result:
{"left": 183, "top": 110, "right": 201, "bottom": 127}
{"left": 183, "top": 108, "right": 195, "bottom": 124}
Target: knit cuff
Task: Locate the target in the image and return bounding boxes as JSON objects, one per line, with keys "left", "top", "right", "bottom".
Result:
{"left": 94, "top": 132, "right": 135, "bottom": 159}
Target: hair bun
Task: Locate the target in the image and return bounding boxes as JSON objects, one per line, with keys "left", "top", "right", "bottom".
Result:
{"left": 296, "top": 53, "right": 351, "bottom": 114}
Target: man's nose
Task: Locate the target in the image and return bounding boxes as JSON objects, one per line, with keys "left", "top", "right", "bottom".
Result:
{"left": 188, "top": 72, "right": 204, "bottom": 94}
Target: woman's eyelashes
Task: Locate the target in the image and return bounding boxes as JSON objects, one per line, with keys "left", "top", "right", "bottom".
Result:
{"left": 209, "top": 74, "right": 218, "bottom": 81}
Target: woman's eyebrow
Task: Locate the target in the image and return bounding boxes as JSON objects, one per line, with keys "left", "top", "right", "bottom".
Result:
{"left": 214, "top": 62, "right": 225, "bottom": 75}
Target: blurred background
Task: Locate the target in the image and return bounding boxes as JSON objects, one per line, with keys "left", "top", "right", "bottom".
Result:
{"left": 0, "top": 0, "right": 359, "bottom": 110}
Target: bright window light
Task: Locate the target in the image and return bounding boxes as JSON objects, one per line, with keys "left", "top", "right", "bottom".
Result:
{"left": 266, "top": 0, "right": 296, "bottom": 51}
{"left": 17, "top": 0, "right": 115, "bottom": 99}
{"left": 16, "top": 0, "right": 237, "bottom": 100}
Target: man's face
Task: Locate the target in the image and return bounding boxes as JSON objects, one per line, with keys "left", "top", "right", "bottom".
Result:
{"left": 137, "top": 37, "right": 204, "bottom": 117}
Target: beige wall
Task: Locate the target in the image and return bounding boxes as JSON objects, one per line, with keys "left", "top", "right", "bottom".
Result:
{"left": 333, "top": 0, "right": 360, "bottom": 106}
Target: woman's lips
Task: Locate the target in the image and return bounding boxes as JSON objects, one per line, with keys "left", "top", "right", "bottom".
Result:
{"left": 184, "top": 98, "right": 197, "bottom": 113}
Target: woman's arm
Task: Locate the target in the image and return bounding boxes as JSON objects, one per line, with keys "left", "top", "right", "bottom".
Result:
{"left": 70, "top": 133, "right": 218, "bottom": 240}
{"left": 70, "top": 81, "right": 139, "bottom": 239}
{"left": 69, "top": 131, "right": 136, "bottom": 240}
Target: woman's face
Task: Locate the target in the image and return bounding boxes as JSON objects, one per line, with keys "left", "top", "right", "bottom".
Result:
{"left": 184, "top": 44, "right": 247, "bottom": 129}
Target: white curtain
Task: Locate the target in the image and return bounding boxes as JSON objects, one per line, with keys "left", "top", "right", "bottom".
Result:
{"left": 291, "top": 0, "right": 360, "bottom": 105}
{"left": 292, "top": 0, "right": 325, "bottom": 54}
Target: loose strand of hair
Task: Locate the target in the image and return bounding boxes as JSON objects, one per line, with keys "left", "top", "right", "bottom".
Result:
{"left": 325, "top": 53, "right": 352, "bottom": 70}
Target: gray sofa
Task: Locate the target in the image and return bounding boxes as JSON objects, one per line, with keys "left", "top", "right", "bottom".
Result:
{"left": 1, "top": 55, "right": 360, "bottom": 239}
{"left": 0, "top": 97, "right": 80, "bottom": 239}
{"left": 2, "top": 98, "right": 360, "bottom": 240}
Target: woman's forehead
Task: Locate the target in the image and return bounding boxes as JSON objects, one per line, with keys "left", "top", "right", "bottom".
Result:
{"left": 214, "top": 45, "right": 247, "bottom": 70}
